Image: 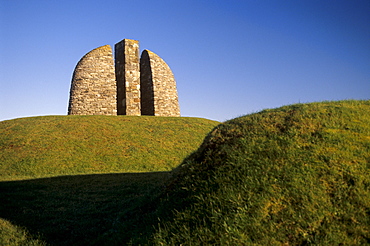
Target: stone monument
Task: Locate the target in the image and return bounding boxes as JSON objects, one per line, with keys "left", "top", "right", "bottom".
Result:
{"left": 68, "top": 39, "right": 180, "bottom": 117}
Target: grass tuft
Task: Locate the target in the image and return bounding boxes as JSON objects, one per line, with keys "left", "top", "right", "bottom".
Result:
{"left": 0, "top": 218, "right": 45, "bottom": 246}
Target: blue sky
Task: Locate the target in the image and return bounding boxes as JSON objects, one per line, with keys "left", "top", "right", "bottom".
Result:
{"left": 1, "top": 0, "right": 369, "bottom": 122}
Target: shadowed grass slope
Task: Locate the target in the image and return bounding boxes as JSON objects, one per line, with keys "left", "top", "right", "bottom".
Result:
{"left": 148, "top": 100, "right": 370, "bottom": 245}
{"left": 0, "top": 116, "right": 219, "bottom": 181}
{"left": 0, "top": 172, "right": 170, "bottom": 246}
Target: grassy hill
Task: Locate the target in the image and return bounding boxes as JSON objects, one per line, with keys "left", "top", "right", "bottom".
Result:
{"left": 1, "top": 100, "right": 369, "bottom": 245}
{"left": 149, "top": 100, "right": 370, "bottom": 245}
{"left": 0, "top": 115, "right": 219, "bottom": 181}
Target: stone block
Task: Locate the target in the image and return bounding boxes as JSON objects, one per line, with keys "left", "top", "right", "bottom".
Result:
{"left": 115, "top": 39, "right": 141, "bottom": 116}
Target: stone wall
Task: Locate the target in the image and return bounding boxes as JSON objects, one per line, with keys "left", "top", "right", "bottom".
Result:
{"left": 140, "top": 50, "right": 180, "bottom": 116}
{"left": 115, "top": 39, "right": 141, "bottom": 116}
{"left": 68, "top": 45, "right": 117, "bottom": 115}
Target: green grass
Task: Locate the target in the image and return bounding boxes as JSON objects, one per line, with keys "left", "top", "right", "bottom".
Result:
{"left": 1, "top": 100, "right": 369, "bottom": 245}
{"left": 0, "top": 116, "right": 218, "bottom": 245}
{"left": 150, "top": 100, "right": 370, "bottom": 245}
{"left": 0, "top": 115, "right": 219, "bottom": 181}
{"left": 0, "top": 218, "right": 45, "bottom": 246}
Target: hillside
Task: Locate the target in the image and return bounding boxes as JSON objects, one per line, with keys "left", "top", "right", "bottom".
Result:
{"left": 0, "top": 116, "right": 219, "bottom": 181}
{"left": 147, "top": 100, "right": 370, "bottom": 245}
{"left": 1, "top": 100, "right": 369, "bottom": 245}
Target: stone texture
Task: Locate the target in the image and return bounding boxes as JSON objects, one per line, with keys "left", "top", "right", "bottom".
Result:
{"left": 115, "top": 39, "right": 141, "bottom": 116}
{"left": 68, "top": 45, "right": 117, "bottom": 115}
{"left": 140, "top": 50, "right": 180, "bottom": 116}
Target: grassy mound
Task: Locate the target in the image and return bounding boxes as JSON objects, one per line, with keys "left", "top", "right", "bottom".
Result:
{"left": 151, "top": 100, "right": 370, "bottom": 245}
{"left": 0, "top": 116, "right": 219, "bottom": 181}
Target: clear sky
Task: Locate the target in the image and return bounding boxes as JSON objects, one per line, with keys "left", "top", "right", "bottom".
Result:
{"left": 1, "top": 0, "right": 369, "bottom": 122}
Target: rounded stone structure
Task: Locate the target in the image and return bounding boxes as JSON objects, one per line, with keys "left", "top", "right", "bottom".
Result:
{"left": 67, "top": 39, "right": 181, "bottom": 117}
{"left": 68, "top": 45, "right": 117, "bottom": 115}
{"left": 140, "top": 49, "right": 180, "bottom": 117}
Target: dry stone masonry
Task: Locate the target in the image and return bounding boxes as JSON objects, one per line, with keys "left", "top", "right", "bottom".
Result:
{"left": 140, "top": 50, "right": 180, "bottom": 116}
{"left": 68, "top": 39, "right": 180, "bottom": 117}
{"left": 68, "top": 45, "right": 117, "bottom": 115}
{"left": 115, "top": 39, "right": 141, "bottom": 116}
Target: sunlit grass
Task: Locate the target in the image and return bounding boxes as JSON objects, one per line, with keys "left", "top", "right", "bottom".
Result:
{"left": 0, "top": 116, "right": 219, "bottom": 181}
